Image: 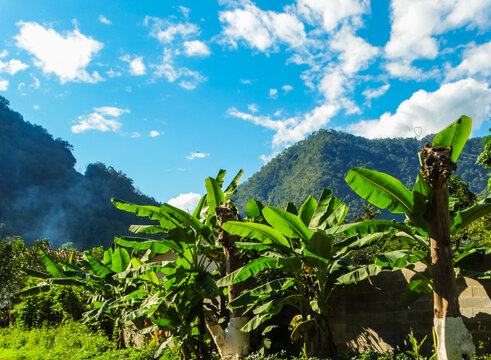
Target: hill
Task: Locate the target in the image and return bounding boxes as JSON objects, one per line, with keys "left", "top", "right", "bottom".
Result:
{"left": 0, "top": 96, "right": 158, "bottom": 249}
{"left": 234, "top": 129, "right": 489, "bottom": 218}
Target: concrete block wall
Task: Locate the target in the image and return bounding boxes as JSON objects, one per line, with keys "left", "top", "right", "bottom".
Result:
{"left": 329, "top": 269, "right": 491, "bottom": 355}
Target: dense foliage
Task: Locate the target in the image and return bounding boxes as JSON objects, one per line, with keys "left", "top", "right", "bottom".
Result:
{"left": 234, "top": 129, "right": 488, "bottom": 218}
{"left": 0, "top": 96, "right": 158, "bottom": 249}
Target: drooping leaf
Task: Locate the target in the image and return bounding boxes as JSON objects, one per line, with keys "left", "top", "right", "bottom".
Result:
{"left": 16, "top": 284, "right": 51, "bottom": 297}
{"left": 246, "top": 199, "right": 264, "bottom": 219}
{"left": 86, "top": 254, "right": 112, "bottom": 278}
{"left": 298, "top": 196, "right": 317, "bottom": 226}
{"left": 336, "top": 264, "right": 382, "bottom": 285}
{"left": 451, "top": 198, "right": 491, "bottom": 234}
{"left": 222, "top": 221, "right": 290, "bottom": 248}
{"left": 216, "top": 257, "right": 278, "bottom": 286}
{"left": 400, "top": 278, "right": 433, "bottom": 306}
{"left": 323, "top": 203, "right": 348, "bottom": 228}
{"left": 205, "top": 177, "right": 226, "bottom": 213}
{"left": 230, "top": 278, "right": 295, "bottom": 308}
{"left": 160, "top": 203, "right": 205, "bottom": 235}
{"left": 128, "top": 225, "right": 166, "bottom": 234}
{"left": 224, "top": 170, "right": 244, "bottom": 199}
{"left": 21, "top": 268, "right": 52, "bottom": 279}
{"left": 114, "top": 236, "right": 182, "bottom": 254}
{"left": 263, "top": 207, "right": 313, "bottom": 241}
{"left": 326, "top": 219, "right": 414, "bottom": 236}
{"left": 345, "top": 167, "right": 414, "bottom": 215}
{"left": 432, "top": 115, "right": 472, "bottom": 163}
{"left": 108, "top": 248, "right": 131, "bottom": 273}
{"left": 112, "top": 199, "right": 162, "bottom": 221}
{"left": 341, "top": 232, "right": 386, "bottom": 252}
{"left": 374, "top": 250, "right": 423, "bottom": 268}
{"left": 39, "top": 250, "right": 63, "bottom": 278}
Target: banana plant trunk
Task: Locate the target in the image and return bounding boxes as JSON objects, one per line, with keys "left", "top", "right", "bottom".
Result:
{"left": 421, "top": 145, "right": 475, "bottom": 360}
{"left": 207, "top": 203, "right": 250, "bottom": 360}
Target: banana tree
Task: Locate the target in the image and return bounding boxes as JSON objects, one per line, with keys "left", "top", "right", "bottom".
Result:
{"left": 345, "top": 116, "right": 491, "bottom": 360}
{"left": 112, "top": 169, "right": 249, "bottom": 359}
{"left": 218, "top": 189, "right": 389, "bottom": 357}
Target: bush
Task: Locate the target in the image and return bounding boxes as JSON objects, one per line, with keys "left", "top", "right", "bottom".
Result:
{"left": 12, "top": 287, "right": 86, "bottom": 329}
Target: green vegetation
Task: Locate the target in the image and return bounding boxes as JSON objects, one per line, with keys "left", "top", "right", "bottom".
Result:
{"left": 0, "top": 96, "right": 158, "bottom": 249}
{"left": 234, "top": 129, "right": 488, "bottom": 218}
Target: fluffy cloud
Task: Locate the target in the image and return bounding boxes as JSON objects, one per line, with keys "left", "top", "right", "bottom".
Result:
{"left": 153, "top": 51, "right": 206, "bottom": 90}
{"left": 183, "top": 40, "right": 211, "bottom": 57}
{"left": 347, "top": 79, "right": 491, "bottom": 139}
{"left": 269, "top": 88, "right": 278, "bottom": 98}
{"left": 145, "top": 16, "right": 199, "bottom": 43}
{"left": 296, "top": 0, "right": 369, "bottom": 32}
{"left": 363, "top": 84, "right": 390, "bottom": 104}
{"left": 167, "top": 192, "right": 201, "bottom": 212}
{"left": 229, "top": 103, "right": 338, "bottom": 148}
{"left": 99, "top": 15, "right": 111, "bottom": 25}
{"left": 0, "top": 58, "right": 29, "bottom": 75}
{"left": 0, "top": 79, "right": 8, "bottom": 91}
{"left": 149, "top": 130, "right": 161, "bottom": 137}
{"left": 72, "top": 106, "right": 129, "bottom": 133}
{"left": 15, "top": 21, "right": 103, "bottom": 83}
{"left": 445, "top": 41, "right": 491, "bottom": 81}
{"left": 385, "top": 0, "right": 491, "bottom": 63}
{"left": 186, "top": 152, "right": 210, "bottom": 160}
{"left": 248, "top": 103, "right": 259, "bottom": 113}
{"left": 219, "top": 2, "right": 307, "bottom": 51}
{"left": 121, "top": 55, "right": 146, "bottom": 75}
{"left": 282, "top": 84, "right": 293, "bottom": 93}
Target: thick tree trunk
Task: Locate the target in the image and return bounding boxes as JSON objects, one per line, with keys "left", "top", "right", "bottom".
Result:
{"left": 206, "top": 203, "right": 249, "bottom": 360}
{"left": 421, "top": 145, "right": 475, "bottom": 360}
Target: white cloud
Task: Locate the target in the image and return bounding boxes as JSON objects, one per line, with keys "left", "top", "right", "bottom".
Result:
{"left": 131, "top": 132, "right": 141, "bottom": 138}
{"left": 149, "top": 130, "right": 161, "bottom": 137}
{"left": 296, "top": 0, "right": 369, "bottom": 32}
{"left": 282, "top": 84, "right": 293, "bottom": 93}
{"left": 31, "top": 76, "right": 40, "bottom": 89}
{"left": 145, "top": 16, "right": 199, "bottom": 43}
{"left": 121, "top": 55, "right": 146, "bottom": 75}
{"left": 186, "top": 152, "right": 210, "bottom": 160}
{"left": 0, "top": 58, "right": 29, "bottom": 75}
{"left": 179, "top": 6, "right": 191, "bottom": 18}
{"left": 99, "top": 15, "right": 111, "bottom": 25}
{"left": 385, "top": 0, "right": 491, "bottom": 63}
{"left": 15, "top": 21, "right": 103, "bottom": 83}
{"left": 72, "top": 106, "right": 129, "bottom": 133}
{"left": 229, "top": 103, "right": 338, "bottom": 148}
{"left": 248, "top": 103, "right": 259, "bottom": 113}
{"left": 183, "top": 40, "right": 211, "bottom": 57}
{"left": 0, "top": 79, "right": 8, "bottom": 91}
{"left": 347, "top": 78, "right": 491, "bottom": 139}
{"left": 240, "top": 79, "right": 252, "bottom": 84}
{"left": 153, "top": 52, "right": 206, "bottom": 90}
{"left": 445, "top": 41, "right": 491, "bottom": 81}
{"left": 33, "top": 104, "right": 39, "bottom": 110}
{"left": 167, "top": 192, "right": 201, "bottom": 212}
{"left": 0, "top": 50, "right": 7, "bottom": 58}
{"left": 106, "top": 69, "right": 121, "bottom": 78}
{"left": 363, "top": 84, "right": 390, "bottom": 104}
{"left": 219, "top": 3, "right": 307, "bottom": 52}
{"left": 269, "top": 88, "right": 278, "bottom": 98}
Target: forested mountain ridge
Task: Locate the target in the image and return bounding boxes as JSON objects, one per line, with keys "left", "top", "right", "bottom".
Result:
{"left": 234, "top": 129, "right": 489, "bottom": 218}
{"left": 0, "top": 96, "right": 158, "bottom": 249}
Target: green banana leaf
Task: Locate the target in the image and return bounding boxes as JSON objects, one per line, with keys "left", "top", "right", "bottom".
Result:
{"left": 263, "top": 206, "right": 313, "bottom": 241}
{"left": 223, "top": 169, "right": 244, "bottom": 199}
{"left": 216, "top": 257, "right": 278, "bottom": 286}
{"left": 205, "top": 177, "right": 226, "bottom": 213}
{"left": 39, "top": 250, "right": 63, "bottom": 278}
{"left": 432, "top": 115, "right": 472, "bottom": 163}
{"left": 114, "top": 236, "right": 182, "bottom": 254}
{"left": 222, "top": 221, "right": 290, "bottom": 248}
{"left": 230, "top": 278, "right": 295, "bottom": 308}
{"left": 246, "top": 198, "right": 263, "bottom": 219}
{"left": 451, "top": 198, "right": 491, "bottom": 234}
{"left": 298, "top": 196, "right": 317, "bottom": 226}
{"left": 345, "top": 167, "right": 414, "bottom": 215}
{"left": 336, "top": 264, "right": 382, "bottom": 285}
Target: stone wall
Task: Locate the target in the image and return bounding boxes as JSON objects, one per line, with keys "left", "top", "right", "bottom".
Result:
{"left": 329, "top": 268, "right": 491, "bottom": 355}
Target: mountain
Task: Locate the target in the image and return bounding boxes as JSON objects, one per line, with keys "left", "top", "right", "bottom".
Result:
{"left": 233, "top": 129, "right": 489, "bottom": 218}
{"left": 0, "top": 96, "right": 159, "bottom": 249}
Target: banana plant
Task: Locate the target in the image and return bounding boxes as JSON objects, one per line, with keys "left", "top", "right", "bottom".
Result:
{"left": 218, "top": 189, "right": 389, "bottom": 357}
{"left": 111, "top": 169, "right": 246, "bottom": 360}
{"left": 345, "top": 116, "right": 491, "bottom": 360}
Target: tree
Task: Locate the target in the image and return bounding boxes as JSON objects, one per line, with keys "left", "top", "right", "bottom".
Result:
{"left": 345, "top": 116, "right": 491, "bottom": 360}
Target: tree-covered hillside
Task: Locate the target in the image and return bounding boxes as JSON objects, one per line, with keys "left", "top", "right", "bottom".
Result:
{"left": 0, "top": 96, "right": 158, "bottom": 249}
{"left": 234, "top": 129, "right": 489, "bottom": 218}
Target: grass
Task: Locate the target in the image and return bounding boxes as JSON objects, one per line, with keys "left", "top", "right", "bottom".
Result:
{"left": 0, "top": 321, "right": 176, "bottom": 360}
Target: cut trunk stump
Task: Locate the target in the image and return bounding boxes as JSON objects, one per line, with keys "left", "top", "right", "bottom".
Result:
{"left": 421, "top": 144, "right": 475, "bottom": 360}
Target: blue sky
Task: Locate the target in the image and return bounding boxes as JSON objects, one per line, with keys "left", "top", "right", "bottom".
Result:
{"left": 0, "top": 0, "right": 490, "bottom": 210}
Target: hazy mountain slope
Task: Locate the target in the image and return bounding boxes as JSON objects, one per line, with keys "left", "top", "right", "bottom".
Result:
{"left": 234, "top": 129, "right": 488, "bottom": 218}
{"left": 0, "top": 96, "right": 158, "bottom": 249}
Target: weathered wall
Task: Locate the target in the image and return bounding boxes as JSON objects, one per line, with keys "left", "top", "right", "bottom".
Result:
{"left": 329, "top": 268, "right": 491, "bottom": 355}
